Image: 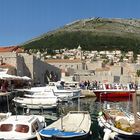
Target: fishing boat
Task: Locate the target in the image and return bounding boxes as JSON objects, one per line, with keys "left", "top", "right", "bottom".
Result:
{"left": 0, "top": 114, "right": 46, "bottom": 140}
{"left": 98, "top": 107, "right": 140, "bottom": 140}
{"left": 39, "top": 111, "right": 91, "bottom": 139}
{"left": 93, "top": 83, "right": 135, "bottom": 99}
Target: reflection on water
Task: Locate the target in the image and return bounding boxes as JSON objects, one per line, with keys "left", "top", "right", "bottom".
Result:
{"left": 1, "top": 96, "right": 140, "bottom": 140}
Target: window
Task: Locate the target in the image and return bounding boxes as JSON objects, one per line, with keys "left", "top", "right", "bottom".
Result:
{"left": 56, "top": 85, "right": 64, "bottom": 90}
{"left": 77, "top": 65, "right": 78, "bottom": 70}
{"left": 32, "top": 122, "right": 39, "bottom": 133}
{"left": 15, "top": 124, "right": 29, "bottom": 133}
{"left": 0, "top": 124, "right": 13, "bottom": 132}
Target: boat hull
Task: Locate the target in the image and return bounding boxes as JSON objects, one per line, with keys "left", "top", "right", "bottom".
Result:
{"left": 40, "top": 111, "right": 91, "bottom": 140}
{"left": 40, "top": 129, "right": 89, "bottom": 140}
{"left": 114, "top": 133, "right": 140, "bottom": 140}
{"left": 13, "top": 97, "right": 58, "bottom": 109}
{"left": 94, "top": 91, "right": 134, "bottom": 99}
{"left": 96, "top": 96, "right": 132, "bottom": 102}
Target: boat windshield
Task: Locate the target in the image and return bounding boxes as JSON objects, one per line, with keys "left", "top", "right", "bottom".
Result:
{"left": 56, "top": 85, "right": 64, "bottom": 90}
{"left": 15, "top": 124, "right": 29, "bottom": 133}
{"left": 0, "top": 124, "right": 13, "bottom": 131}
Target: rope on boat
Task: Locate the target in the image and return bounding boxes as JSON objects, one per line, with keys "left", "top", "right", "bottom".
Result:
{"left": 78, "top": 113, "right": 85, "bottom": 128}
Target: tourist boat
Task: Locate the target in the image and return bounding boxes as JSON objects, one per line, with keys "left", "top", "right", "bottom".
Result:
{"left": 93, "top": 83, "right": 135, "bottom": 99}
{"left": 98, "top": 102, "right": 140, "bottom": 140}
{"left": 0, "top": 114, "right": 46, "bottom": 140}
{"left": 13, "top": 90, "right": 58, "bottom": 109}
{"left": 39, "top": 111, "right": 91, "bottom": 139}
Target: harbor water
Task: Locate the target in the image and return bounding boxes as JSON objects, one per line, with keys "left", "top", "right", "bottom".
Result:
{"left": 1, "top": 96, "right": 140, "bottom": 140}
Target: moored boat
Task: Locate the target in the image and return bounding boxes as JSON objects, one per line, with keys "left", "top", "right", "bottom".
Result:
{"left": 13, "top": 89, "right": 59, "bottom": 109}
{"left": 13, "top": 96, "right": 58, "bottom": 109}
{"left": 0, "top": 114, "right": 46, "bottom": 140}
{"left": 98, "top": 108, "right": 140, "bottom": 140}
{"left": 39, "top": 111, "right": 91, "bottom": 140}
{"left": 93, "top": 83, "right": 135, "bottom": 99}
{"left": 23, "top": 81, "right": 81, "bottom": 101}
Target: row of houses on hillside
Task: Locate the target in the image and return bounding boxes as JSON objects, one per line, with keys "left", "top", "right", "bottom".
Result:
{"left": 0, "top": 46, "right": 140, "bottom": 85}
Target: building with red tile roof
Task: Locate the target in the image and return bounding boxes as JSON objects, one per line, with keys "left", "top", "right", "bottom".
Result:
{"left": 0, "top": 46, "right": 24, "bottom": 53}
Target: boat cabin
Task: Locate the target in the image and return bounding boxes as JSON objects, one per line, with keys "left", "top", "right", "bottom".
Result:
{"left": 0, "top": 115, "right": 45, "bottom": 139}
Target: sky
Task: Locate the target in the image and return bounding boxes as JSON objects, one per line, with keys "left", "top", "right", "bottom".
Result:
{"left": 0, "top": 0, "right": 140, "bottom": 46}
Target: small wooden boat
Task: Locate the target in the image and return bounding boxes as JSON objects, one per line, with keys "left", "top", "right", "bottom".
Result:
{"left": 0, "top": 114, "right": 46, "bottom": 140}
{"left": 39, "top": 111, "right": 91, "bottom": 139}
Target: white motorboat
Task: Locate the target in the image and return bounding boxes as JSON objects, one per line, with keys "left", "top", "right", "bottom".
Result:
{"left": 24, "top": 89, "right": 57, "bottom": 99}
{"left": 24, "top": 82, "right": 81, "bottom": 101}
{"left": 0, "top": 114, "right": 46, "bottom": 140}
{"left": 39, "top": 111, "right": 91, "bottom": 139}
{"left": 13, "top": 90, "right": 58, "bottom": 109}
{"left": 13, "top": 97, "right": 58, "bottom": 109}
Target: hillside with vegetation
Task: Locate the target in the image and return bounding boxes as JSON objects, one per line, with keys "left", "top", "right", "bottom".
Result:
{"left": 21, "top": 18, "right": 140, "bottom": 54}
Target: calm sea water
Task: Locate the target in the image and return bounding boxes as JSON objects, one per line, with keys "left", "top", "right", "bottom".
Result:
{"left": 1, "top": 96, "right": 140, "bottom": 140}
